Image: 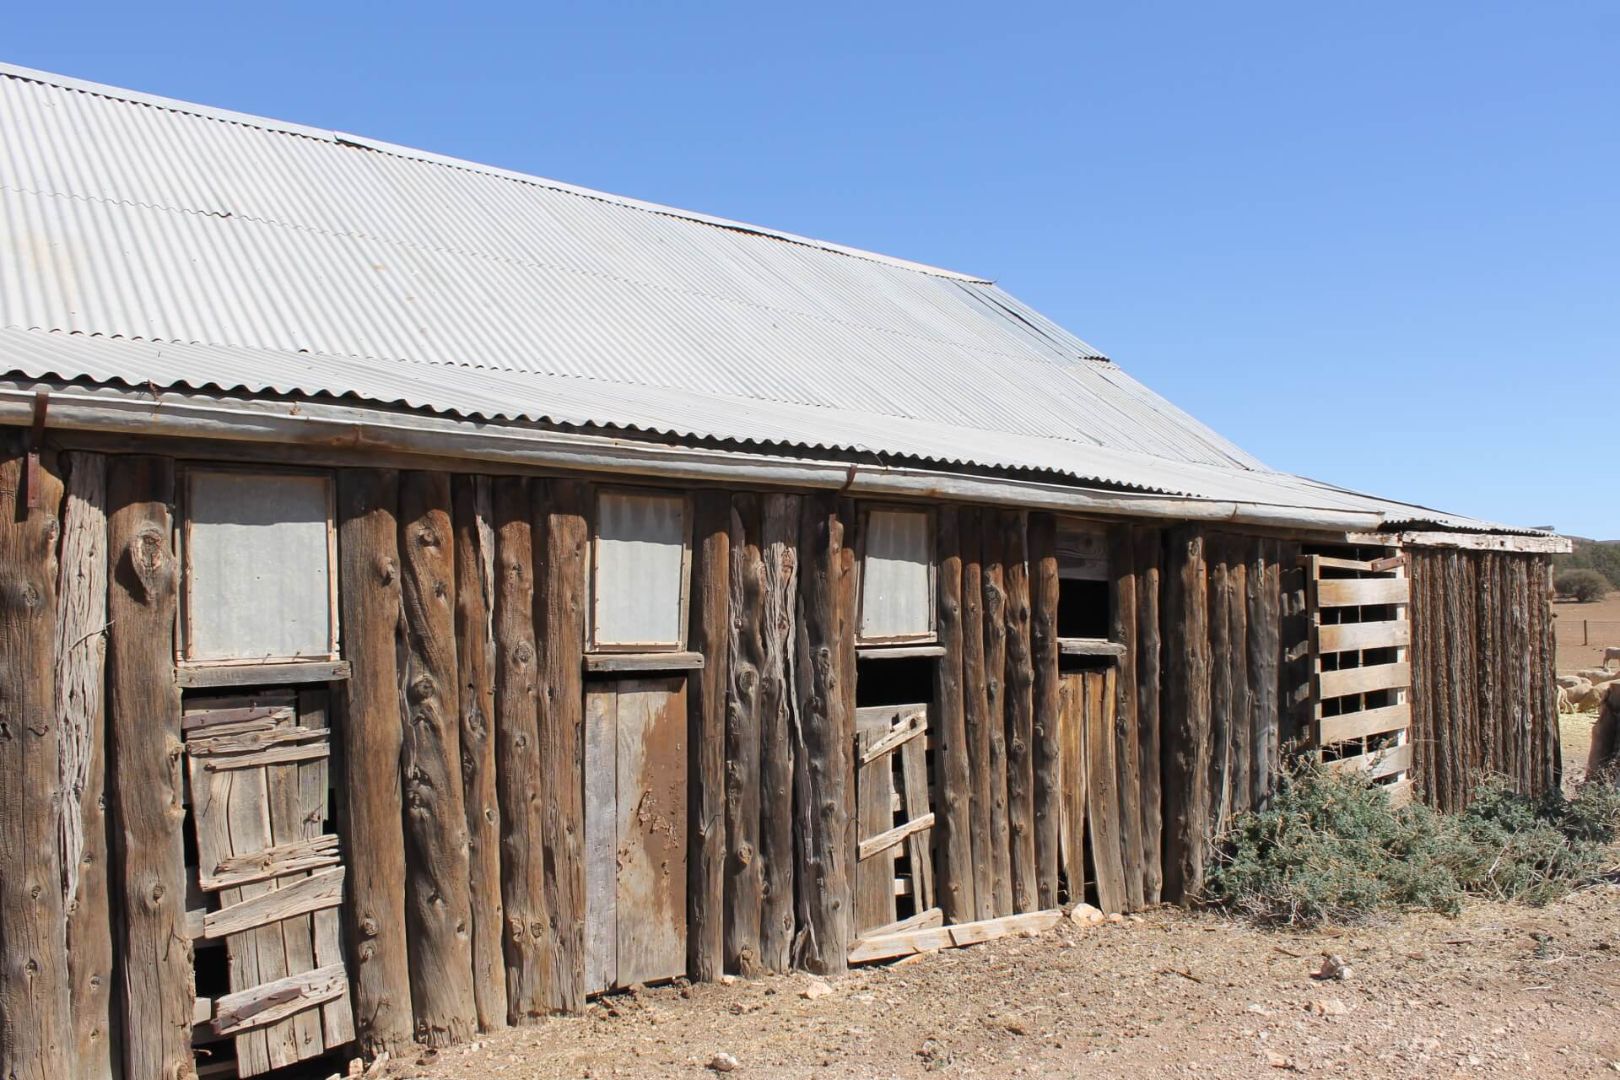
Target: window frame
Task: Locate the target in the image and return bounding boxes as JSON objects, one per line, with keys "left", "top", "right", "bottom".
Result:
{"left": 175, "top": 463, "right": 341, "bottom": 670}
{"left": 587, "top": 485, "right": 695, "bottom": 654}
{"left": 854, "top": 503, "right": 938, "bottom": 647}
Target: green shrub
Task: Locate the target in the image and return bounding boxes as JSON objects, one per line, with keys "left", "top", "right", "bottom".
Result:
{"left": 1203, "top": 767, "right": 1620, "bottom": 927}
{"left": 1556, "top": 568, "right": 1611, "bottom": 602}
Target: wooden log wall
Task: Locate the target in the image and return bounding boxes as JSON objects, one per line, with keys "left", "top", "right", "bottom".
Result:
{"left": 1407, "top": 548, "right": 1560, "bottom": 810}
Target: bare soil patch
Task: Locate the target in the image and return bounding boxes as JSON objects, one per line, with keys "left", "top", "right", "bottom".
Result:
{"left": 371, "top": 886, "right": 1620, "bottom": 1080}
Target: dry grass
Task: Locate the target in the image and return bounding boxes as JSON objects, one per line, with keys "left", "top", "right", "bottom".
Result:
{"left": 1554, "top": 592, "right": 1620, "bottom": 671}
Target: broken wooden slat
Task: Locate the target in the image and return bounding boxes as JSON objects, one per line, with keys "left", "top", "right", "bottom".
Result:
{"left": 1318, "top": 661, "right": 1411, "bottom": 702}
{"left": 212, "top": 964, "right": 349, "bottom": 1038}
{"left": 200, "top": 835, "right": 342, "bottom": 892}
{"left": 186, "top": 724, "right": 327, "bottom": 757}
{"left": 1314, "top": 577, "right": 1408, "bottom": 608}
{"left": 1325, "top": 742, "right": 1413, "bottom": 780}
{"left": 858, "top": 812, "right": 937, "bottom": 862}
{"left": 204, "top": 868, "right": 346, "bottom": 940}
{"left": 1058, "top": 639, "right": 1127, "bottom": 658}
{"left": 181, "top": 705, "right": 294, "bottom": 732}
{"left": 848, "top": 909, "right": 1062, "bottom": 964}
{"left": 898, "top": 732, "right": 935, "bottom": 911}
{"left": 856, "top": 707, "right": 928, "bottom": 766}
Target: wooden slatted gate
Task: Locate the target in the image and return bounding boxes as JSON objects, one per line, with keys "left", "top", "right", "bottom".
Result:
{"left": 1305, "top": 551, "right": 1414, "bottom": 803}
{"left": 184, "top": 690, "right": 353, "bottom": 1076}
{"left": 1055, "top": 668, "right": 1129, "bottom": 914}
{"left": 584, "top": 676, "right": 689, "bottom": 994}
{"left": 853, "top": 703, "right": 938, "bottom": 937}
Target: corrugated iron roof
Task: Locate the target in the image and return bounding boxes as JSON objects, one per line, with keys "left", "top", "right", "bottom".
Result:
{"left": 0, "top": 63, "right": 1532, "bottom": 534}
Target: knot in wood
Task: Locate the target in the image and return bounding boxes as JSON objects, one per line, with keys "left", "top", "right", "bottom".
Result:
{"left": 375, "top": 556, "right": 397, "bottom": 586}
{"left": 735, "top": 842, "right": 755, "bottom": 866}
{"left": 149, "top": 882, "right": 166, "bottom": 902}
{"left": 408, "top": 674, "right": 437, "bottom": 704}
{"left": 414, "top": 524, "right": 442, "bottom": 549}
{"left": 513, "top": 641, "right": 535, "bottom": 666}
{"left": 433, "top": 579, "right": 449, "bottom": 599}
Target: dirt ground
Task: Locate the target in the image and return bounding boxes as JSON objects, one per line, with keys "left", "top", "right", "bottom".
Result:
{"left": 371, "top": 888, "right": 1620, "bottom": 1080}
{"left": 1555, "top": 593, "right": 1620, "bottom": 672}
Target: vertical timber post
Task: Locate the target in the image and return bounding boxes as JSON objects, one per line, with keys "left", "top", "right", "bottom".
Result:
{"left": 687, "top": 490, "right": 730, "bottom": 983}
{"left": 1027, "top": 512, "right": 1062, "bottom": 912}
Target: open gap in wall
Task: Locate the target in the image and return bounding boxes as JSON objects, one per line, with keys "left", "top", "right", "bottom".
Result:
{"left": 856, "top": 655, "right": 935, "bottom": 707}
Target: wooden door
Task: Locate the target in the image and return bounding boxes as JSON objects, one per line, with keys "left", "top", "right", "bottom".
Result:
{"left": 853, "top": 703, "right": 937, "bottom": 937}
{"left": 584, "top": 677, "right": 688, "bottom": 993}
{"left": 184, "top": 690, "right": 354, "bottom": 1076}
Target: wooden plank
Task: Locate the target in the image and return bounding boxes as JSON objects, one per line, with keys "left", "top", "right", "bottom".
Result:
{"left": 453, "top": 474, "right": 507, "bottom": 1032}
{"left": 294, "top": 691, "right": 353, "bottom": 1050}
{"left": 1316, "top": 620, "right": 1411, "bottom": 654}
{"left": 868, "top": 907, "right": 944, "bottom": 938}
{"left": 1001, "top": 511, "right": 1038, "bottom": 914}
{"left": 613, "top": 679, "right": 689, "bottom": 987}
{"left": 1320, "top": 703, "right": 1412, "bottom": 746}
{"left": 685, "top": 490, "right": 730, "bottom": 984}
{"left": 175, "top": 660, "right": 351, "bottom": 688}
{"left": 584, "top": 651, "right": 704, "bottom": 672}
{"left": 537, "top": 478, "right": 589, "bottom": 1012}
{"left": 723, "top": 494, "right": 765, "bottom": 976}
{"left": 1106, "top": 525, "right": 1143, "bottom": 912}
{"left": 858, "top": 644, "right": 947, "bottom": 659}
{"left": 187, "top": 724, "right": 327, "bottom": 756}
{"left": 199, "top": 834, "right": 341, "bottom": 891}
{"left": 204, "top": 869, "right": 346, "bottom": 939}
{"left": 958, "top": 511, "right": 996, "bottom": 922}
{"left": 583, "top": 686, "right": 617, "bottom": 995}
{"left": 105, "top": 455, "right": 194, "bottom": 1080}
{"left": 212, "top": 964, "right": 348, "bottom": 1038}
{"left": 848, "top": 909, "right": 1062, "bottom": 964}
{"left": 263, "top": 708, "right": 326, "bottom": 1063}
{"left": 1058, "top": 639, "right": 1127, "bottom": 658}
{"left": 791, "top": 492, "right": 855, "bottom": 974}
{"left": 1057, "top": 675, "right": 1086, "bottom": 905}
{"left": 203, "top": 743, "right": 330, "bottom": 771}
{"left": 0, "top": 445, "right": 70, "bottom": 1080}
{"left": 898, "top": 730, "right": 936, "bottom": 911}
{"left": 854, "top": 707, "right": 899, "bottom": 934}
{"left": 979, "top": 513, "right": 1013, "bottom": 917}
{"left": 1318, "top": 661, "right": 1411, "bottom": 701}
{"left": 333, "top": 468, "right": 413, "bottom": 1055}
{"left": 756, "top": 494, "right": 799, "bottom": 975}
{"left": 1162, "top": 527, "right": 1210, "bottom": 905}
{"left": 858, "top": 813, "right": 937, "bottom": 862}
{"left": 1133, "top": 528, "right": 1163, "bottom": 905}
{"left": 54, "top": 451, "right": 117, "bottom": 1080}
{"left": 397, "top": 470, "right": 478, "bottom": 1045}
{"left": 182, "top": 704, "right": 292, "bottom": 732}
{"left": 1029, "top": 513, "right": 1063, "bottom": 912}
{"left": 490, "top": 477, "right": 550, "bottom": 1022}
{"left": 1314, "top": 577, "right": 1408, "bottom": 608}
{"left": 1084, "top": 671, "right": 1128, "bottom": 914}
{"left": 856, "top": 706, "right": 928, "bottom": 765}
{"left": 1326, "top": 742, "right": 1414, "bottom": 780}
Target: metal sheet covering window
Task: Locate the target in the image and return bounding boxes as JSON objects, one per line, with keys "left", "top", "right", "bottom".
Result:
{"left": 590, "top": 489, "right": 692, "bottom": 651}
{"left": 858, "top": 507, "right": 936, "bottom": 644}
{"left": 180, "top": 468, "right": 338, "bottom": 663}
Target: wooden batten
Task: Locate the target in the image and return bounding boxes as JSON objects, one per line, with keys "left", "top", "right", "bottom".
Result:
{"left": 757, "top": 494, "right": 800, "bottom": 973}
{"left": 790, "top": 493, "right": 854, "bottom": 974}
{"left": 1027, "top": 513, "right": 1062, "bottom": 912}
{"left": 685, "top": 491, "right": 730, "bottom": 983}
{"left": 723, "top": 494, "right": 765, "bottom": 976}
{"left": 105, "top": 455, "right": 196, "bottom": 1079}
{"left": 397, "top": 471, "right": 478, "bottom": 1045}
{"left": 452, "top": 475, "right": 507, "bottom": 1032}
{"left": 490, "top": 478, "right": 551, "bottom": 1021}
{"left": 1000, "top": 511, "right": 1038, "bottom": 914}
{"left": 55, "top": 451, "right": 118, "bottom": 1080}
{"left": 536, "top": 478, "right": 589, "bottom": 1012}
{"left": 958, "top": 511, "right": 996, "bottom": 921}
{"left": 0, "top": 446, "right": 72, "bottom": 1080}
{"left": 334, "top": 469, "right": 414, "bottom": 1056}
{"left": 1162, "top": 527, "right": 1211, "bottom": 904}
{"left": 978, "top": 514, "right": 1013, "bottom": 916}
{"left": 1132, "top": 528, "right": 1164, "bottom": 905}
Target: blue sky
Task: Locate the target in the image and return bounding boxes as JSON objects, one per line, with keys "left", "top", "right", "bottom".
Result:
{"left": 8, "top": 3, "right": 1617, "bottom": 535}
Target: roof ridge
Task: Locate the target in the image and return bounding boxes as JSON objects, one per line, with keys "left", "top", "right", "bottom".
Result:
{"left": 0, "top": 61, "right": 992, "bottom": 284}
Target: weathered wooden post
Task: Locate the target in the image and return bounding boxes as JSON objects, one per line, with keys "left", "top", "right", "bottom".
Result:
{"left": 686, "top": 490, "right": 730, "bottom": 983}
